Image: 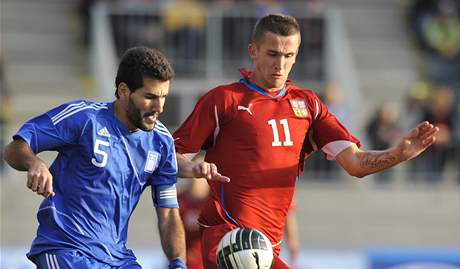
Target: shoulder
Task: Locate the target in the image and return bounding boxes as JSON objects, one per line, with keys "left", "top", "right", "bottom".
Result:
{"left": 153, "top": 120, "right": 174, "bottom": 142}
{"left": 48, "top": 100, "right": 109, "bottom": 125}
{"left": 287, "top": 85, "right": 321, "bottom": 102}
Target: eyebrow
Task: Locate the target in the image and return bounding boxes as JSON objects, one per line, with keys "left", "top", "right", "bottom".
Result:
{"left": 267, "top": 49, "right": 296, "bottom": 55}
{"left": 145, "top": 93, "right": 167, "bottom": 98}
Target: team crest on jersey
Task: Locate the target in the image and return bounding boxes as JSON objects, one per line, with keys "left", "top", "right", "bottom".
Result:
{"left": 144, "top": 151, "right": 159, "bottom": 173}
{"left": 289, "top": 99, "right": 308, "bottom": 118}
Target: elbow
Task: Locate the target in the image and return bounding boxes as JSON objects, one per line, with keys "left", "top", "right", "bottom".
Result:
{"left": 3, "top": 144, "right": 12, "bottom": 164}
{"left": 346, "top": 168, "right": 368, "bottom": 179}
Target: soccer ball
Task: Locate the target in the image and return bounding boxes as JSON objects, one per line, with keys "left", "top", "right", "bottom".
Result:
{"left": 216, "top": 228, "right": 274, "bottom": 269}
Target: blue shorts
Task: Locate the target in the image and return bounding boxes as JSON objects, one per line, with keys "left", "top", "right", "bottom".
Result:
{"left": 31, "top": 250, "right": 142, "bottom": 269}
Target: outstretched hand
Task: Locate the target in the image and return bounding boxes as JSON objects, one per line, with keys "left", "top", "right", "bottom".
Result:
{"left": 192, "top": 161, "right": 230, "bottom": 183}
{"left": 396, "top": 121, "right": 439, "bottom": 161}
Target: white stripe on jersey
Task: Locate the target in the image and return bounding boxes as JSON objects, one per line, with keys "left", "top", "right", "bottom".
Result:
{"left": 212, "top": 105, "right": 220, "bottom": 147}
{"left": 314, "top": 99, "right": 319, "bottom": 120}
{"left": 51, "top": 101, "right": 103, "bottom": 122}
{"left": 154, "top": 128, "right": 172, "bottom": 138}
{"left": 155, "top": 121, "right": 169, "bottom": 132}
{"left": 159, "top": 190, "right": 176, "bottom": 199}
{"left": 154, "top": 122, "right": 172, "bottom": 138}
{"left": 51, "top": 101, "right": 86, "bottom": 122}
{"left": 159, "top": 195, "right": 177, "bottom": 200}
{"left": 52, "top": 254, "right": 60, "bottom": 269}
{"left": 52, "top": 103, "right": 107, "bottom": 125}
{"left": 45, "top": 253, "right": 53, "bottom": 269}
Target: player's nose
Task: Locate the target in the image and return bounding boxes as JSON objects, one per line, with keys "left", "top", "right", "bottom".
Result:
{"left": 151, "top": 97, "right": 165, "bottom": 114}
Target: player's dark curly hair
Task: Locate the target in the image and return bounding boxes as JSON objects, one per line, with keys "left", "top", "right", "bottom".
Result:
{"left": 115, "top": 47, "right": 175, "bottom": 98}
{"left": 251, "top": 14, "right": 300, "bottom": 45}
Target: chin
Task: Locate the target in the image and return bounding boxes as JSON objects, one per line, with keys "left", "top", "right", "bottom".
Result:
{"left": 140, "top": 123, "right": 155, "bottom": 132}
{"left": 268, "top": 79, "right": 285, "bottom": 89}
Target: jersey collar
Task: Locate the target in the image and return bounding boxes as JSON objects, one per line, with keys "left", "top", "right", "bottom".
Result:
{"left": 238, "top": 68, "right": 289, "bottom": 99}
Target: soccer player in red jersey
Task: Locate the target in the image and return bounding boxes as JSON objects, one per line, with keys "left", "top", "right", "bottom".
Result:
{"left": 173, "top": 14, "right": 439, "bottom": 269}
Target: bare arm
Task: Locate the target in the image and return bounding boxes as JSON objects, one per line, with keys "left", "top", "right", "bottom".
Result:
{"left": 156, "top": 207, "right": 186, "bottom": 261}
{"left": 176, "top": 153, "right": 230, "bottom": 183}
{"left": 3, "top": 139, "right": 54, "bottom": 197}
{"left": 336, "top": 121, "right": 438, "bottom": 178}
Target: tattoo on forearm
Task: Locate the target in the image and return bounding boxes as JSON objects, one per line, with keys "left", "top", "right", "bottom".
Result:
{"left": 360, "top": 151, "right": 397, "bottom": 170}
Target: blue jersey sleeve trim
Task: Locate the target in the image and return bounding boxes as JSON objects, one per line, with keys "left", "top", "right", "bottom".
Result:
{"left": 152, "top": 184, "right": 179, "bottom": 208}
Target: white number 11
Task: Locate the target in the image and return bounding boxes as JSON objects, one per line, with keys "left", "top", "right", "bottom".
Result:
{"left": 268, "top": 119, "right": 293, "bottom": 147}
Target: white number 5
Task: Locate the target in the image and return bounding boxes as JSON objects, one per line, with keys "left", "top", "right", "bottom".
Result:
{"left": 91, "top": 139, "right": 110, "bottom": 167}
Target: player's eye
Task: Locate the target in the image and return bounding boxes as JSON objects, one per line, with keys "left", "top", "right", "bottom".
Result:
{"left": 145, "top": 95, "right": 158, "bottom": 100}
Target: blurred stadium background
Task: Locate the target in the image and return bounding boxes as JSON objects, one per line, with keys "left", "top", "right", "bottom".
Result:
{"left": 1, "top": 0, "right": 459, "bottom": 268}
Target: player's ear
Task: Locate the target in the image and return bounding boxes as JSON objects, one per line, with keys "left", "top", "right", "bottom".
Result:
{"left": 248, "top": 43, "right": 257, "bottom": 60}
{"left": 117, "top": 82, "right": 130, "bottom": 99}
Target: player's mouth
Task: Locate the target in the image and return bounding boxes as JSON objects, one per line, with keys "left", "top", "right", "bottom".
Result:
{"left": 271, "top": 73, "right": 283, "bottom": 79}
{"left": 144, "top": 113, "right": 158, "bottom": 123}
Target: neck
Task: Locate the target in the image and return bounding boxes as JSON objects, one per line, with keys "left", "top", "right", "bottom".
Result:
{"left": 249, "top": 73, "right": 283, "bottom": 92}
{"left": 113, "top": 100, "right": 137, "bottom": 131}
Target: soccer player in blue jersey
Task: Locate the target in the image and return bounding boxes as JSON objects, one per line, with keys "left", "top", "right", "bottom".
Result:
{"left": 3, "top": 47, "right": 229, "bottom": 269}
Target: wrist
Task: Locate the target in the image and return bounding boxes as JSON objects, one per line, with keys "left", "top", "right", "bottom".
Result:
{"left": 169, "top": 258, "right": 186, "bottom": 269}
{"left": 389, "top": 146, "right": 405, "bottom": 162}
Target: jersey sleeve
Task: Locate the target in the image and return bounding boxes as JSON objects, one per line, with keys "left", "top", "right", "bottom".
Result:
{"left": 308, "top": 92, "right": 361, "bottom": 160}
{"left": 151, "top": 137, "right": 179, "bottom": 208}
{"left": 152, "top": 137, "right": 178, "bottom": 186}
{"left": 173, "top": 88, "right": 227, "bottom": 154}
{"left": 13, "top": 101, "right": 86, "bottom": 153}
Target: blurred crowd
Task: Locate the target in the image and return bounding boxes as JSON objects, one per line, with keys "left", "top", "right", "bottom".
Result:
{"left": 365, "top": 82, "right": 459, "bottom": 184}
{"left": 407, "top": 0, "right": 460, "bottom": 85}
{"left": 79, "top": 0, "right": 325, "bottom": 78}
{"left": 360, "top": 0, "right": 460, "bottom": 184}
{"left": 76, "top": 0, "right": 460, "bottom": 184}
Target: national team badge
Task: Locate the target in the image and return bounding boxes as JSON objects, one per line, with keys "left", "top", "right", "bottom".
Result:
{"left": 289, "top": 99, "right": 308, "bottom": 118}
{"left": 144, "top": 151, "right": 159, "bottom": 173}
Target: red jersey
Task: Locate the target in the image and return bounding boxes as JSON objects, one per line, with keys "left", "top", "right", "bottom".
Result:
{"left": 173, "top": 70, "right": 360, "bottom": 246}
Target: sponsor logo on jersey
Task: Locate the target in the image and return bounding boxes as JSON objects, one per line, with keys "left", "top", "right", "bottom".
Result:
{"left": 237, "top": 103, "right": 253, "bottom": 115}
{"left": 289, "top": 99, "right": 308, "bottom": 118}
{"left": 97, "top": 127, "right": 111, "bottom": 138}
{"left": 144, "top": 150, "right": 159, "bottom": 173}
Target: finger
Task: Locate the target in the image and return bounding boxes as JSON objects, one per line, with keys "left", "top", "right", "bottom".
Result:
{"left": 29, "top": 175, "right": 40, "bottom": 192}
{"left": 420, "top": 126, "right": 439, "bottom": 140}
{"left": 417, "top": 121, "right": 430, "bottom": 130}
{"left": 405, "top": 127, "right": 419, "bottom": 139}
{"left": 423, "top": 136, "right": 436, "bottom": 147}
{"left": 44, "top": 178, "right": 55, "bottom": 197}
{"left": 37, "top": 176, "right": 50, "bottom": 195}
{"left": 210, "top": 164, "right": 219, "bottom": 177}
{"left": 27, "top": 176, "right": 34, "bottom": 189}
{"left": 212, "top": 174, "right": 231, "bottom": 183}
{"left": 200, "top": 163, "right": 209, "bottom": 177}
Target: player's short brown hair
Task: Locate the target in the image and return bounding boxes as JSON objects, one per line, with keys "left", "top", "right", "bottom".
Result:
{"left": 115, "top": 47, "right": 174, "bottom": 98}
{"left": 251, "top": 14, "right": 301, "bottom": 45}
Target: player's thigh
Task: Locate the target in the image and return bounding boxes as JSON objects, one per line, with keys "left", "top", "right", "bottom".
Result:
{"left": 32, "top": 250, "right": 110, "bottom": 269}
{"left": 201, "top": 223, "right": 234, "bottom": 269}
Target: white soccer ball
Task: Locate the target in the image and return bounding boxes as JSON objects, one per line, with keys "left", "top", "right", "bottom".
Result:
{"left": 216, "top": 228, "right": 274, "bottom": 269}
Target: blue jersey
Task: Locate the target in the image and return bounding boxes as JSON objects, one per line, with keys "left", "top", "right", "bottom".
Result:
{"left": 14, "top": 100, "right": 178, "bottom": 266}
